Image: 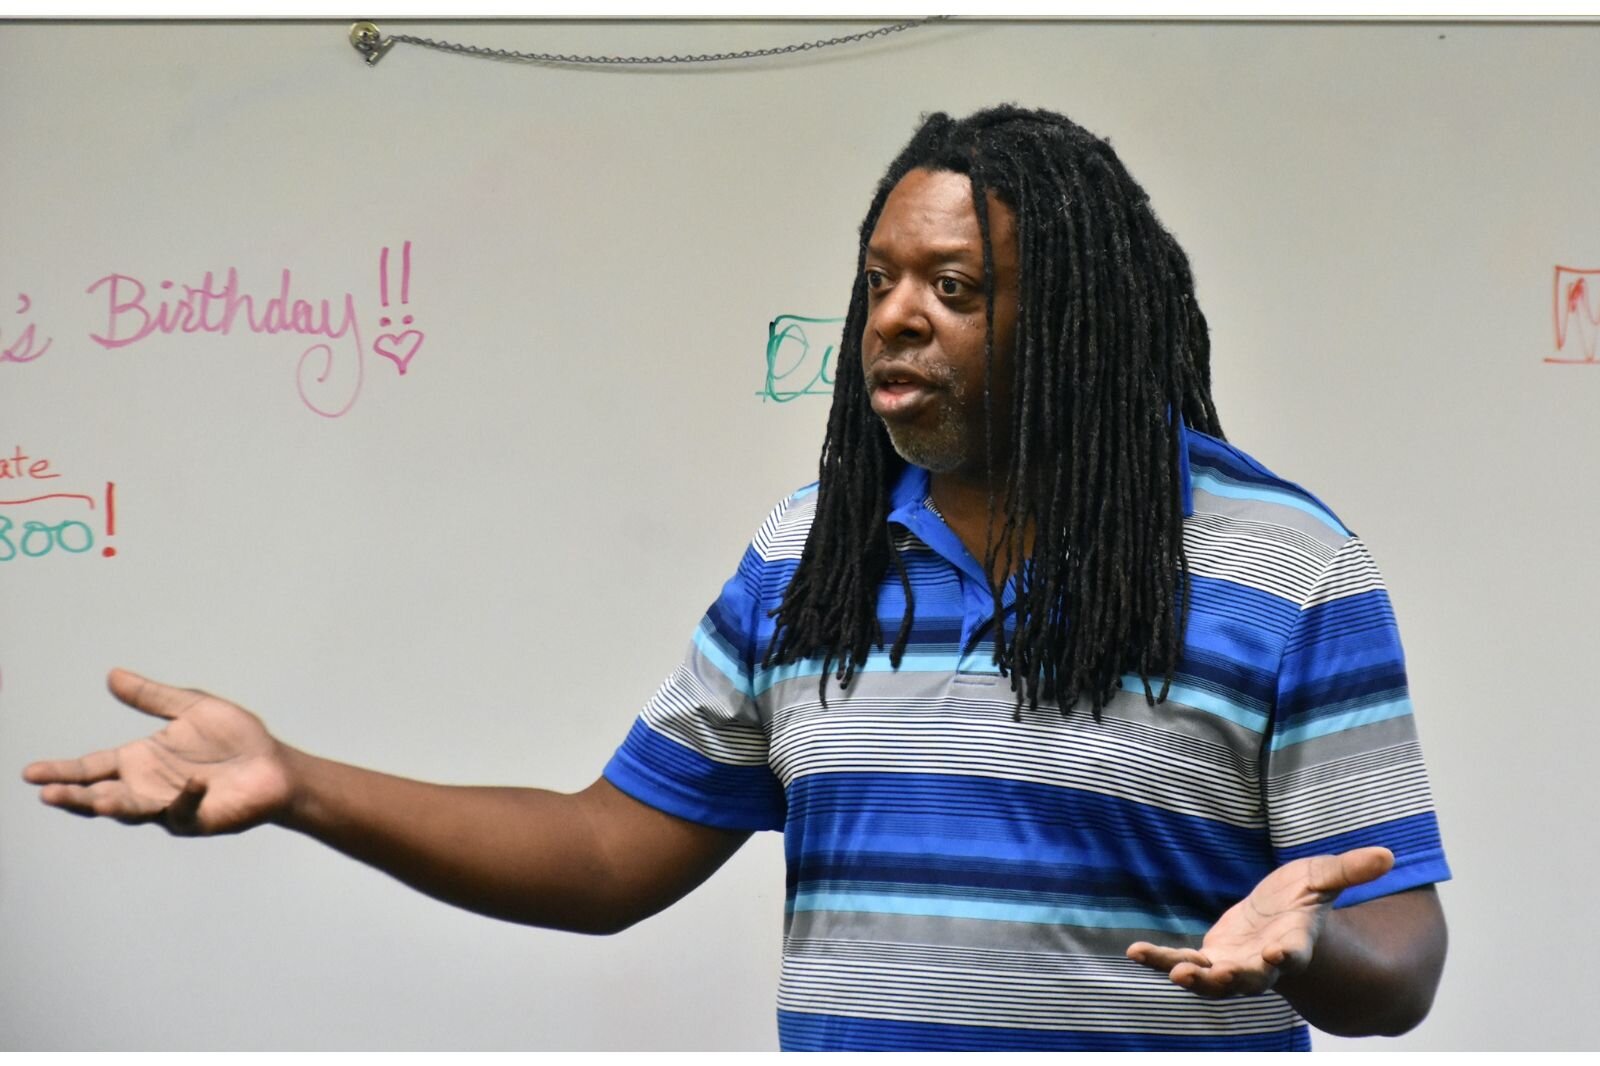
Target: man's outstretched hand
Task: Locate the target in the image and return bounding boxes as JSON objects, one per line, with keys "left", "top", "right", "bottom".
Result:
{"left": 1126, "top": 846, "right": 1395, "bottom": 998}
{"left": 22, "top": 668, "right": 293, "bottom": 836}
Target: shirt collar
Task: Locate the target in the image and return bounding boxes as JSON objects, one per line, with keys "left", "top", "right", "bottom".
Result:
{"left": 885, "top": 415, "right": 1196, "bottom": 544}
{"left": 886, "top": 463, "right": 992, "bottom": 588}
{"left": 1177, "top": 414, "right": 1195, "bottom": 518}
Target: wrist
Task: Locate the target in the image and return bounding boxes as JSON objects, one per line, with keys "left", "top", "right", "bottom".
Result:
{"left": 270, "top": 743, "right": 320, "bottom": 833}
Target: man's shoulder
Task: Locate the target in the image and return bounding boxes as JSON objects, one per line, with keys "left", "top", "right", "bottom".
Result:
{"left": 1186, "top": 430, "right": 1355, "bottom": 551}
{"left": 1182, "top": 432, "right": 1377, "bottom": 609}
{"left": 746, "top": 483, "right": 820, "bottom": 566}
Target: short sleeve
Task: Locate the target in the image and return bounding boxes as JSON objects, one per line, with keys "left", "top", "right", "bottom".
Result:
{"left": 602, "top": 510, "right": 790, "bottom": 833}
{"left": 1264, "top": 537, "right": 1451, "bottom": 907}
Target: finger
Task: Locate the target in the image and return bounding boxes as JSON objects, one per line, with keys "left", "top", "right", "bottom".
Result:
{"left": 107, "top": 668, "right": 206, "bottom": 722}
{"left": 1306, "top": 846, "right": 1395, "bottom": 896}
{"left": 22, "top": 748, "right": 121, "bottom": 785}
{"left": 37, "top": 781, "right": 163, "bottom": 823}
{"left": 1126, "top": 942, "right": 1209, "bottom": 973}
{"left": 163, "top": 778, "right": 207, "bottom": 836}
{"left": 1174, "top": 960, "right": 1273, "bottom": 998}
{"left": 1171, "top": 960, "right": 1232, "bottom": 997}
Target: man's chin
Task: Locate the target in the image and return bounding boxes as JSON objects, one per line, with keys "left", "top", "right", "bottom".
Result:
{"left": 885, "top": 431, "right": 966, "bottom": 474}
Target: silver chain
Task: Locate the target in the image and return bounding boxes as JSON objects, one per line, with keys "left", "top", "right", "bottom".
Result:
{"left": 367, "top": 17, "right": 953, "bottom": 67}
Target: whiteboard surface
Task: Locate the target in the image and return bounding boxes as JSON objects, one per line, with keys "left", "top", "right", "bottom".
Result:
{"left": 1, "top": 19, "right": 1596, "bottom": 1050}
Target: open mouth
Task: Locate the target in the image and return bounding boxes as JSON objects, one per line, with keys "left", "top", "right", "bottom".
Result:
{"left": 869, "top": 364, "right": 939, "bottom": 419}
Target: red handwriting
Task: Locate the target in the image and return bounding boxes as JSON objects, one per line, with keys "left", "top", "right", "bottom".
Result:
{"left": 104, "top": 480, "right": 116, "bottom": 556}
{"left": 0, "top": 492, "right": 93, "bottom": 506}
{"left": 1549, "top": 265, "right": 1600, "bottom": 364}
{"left": 0, "top": 445, "right": 60, "bottom": 480}
{"left": 1, "top": 293, "right": 53, "bottom": 363}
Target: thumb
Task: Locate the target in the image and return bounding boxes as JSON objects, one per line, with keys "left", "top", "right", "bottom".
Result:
{"left": 108, "top": 668, "right": 208, "bottom": 722}
{"left": 1307, "top": 846, "right": 1395, "bottom": 896}
{"left": 162, "top": 777, "right": 208, "bottom": 836}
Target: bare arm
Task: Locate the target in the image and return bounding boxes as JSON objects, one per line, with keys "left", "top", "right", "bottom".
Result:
{"left": 23, "top": 669, "right": 747, "bottom": 935}
{"left": 278, "top": 756, "right": 747, "bottom": 934}
{"left": 1274, "top": 885, "right": 1447, "bottom": 1036}
{"left": 1129, "top": 848, "right": 1448, "bottom": 1036}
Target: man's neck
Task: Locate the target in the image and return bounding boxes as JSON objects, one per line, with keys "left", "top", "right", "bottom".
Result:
{"left": 928, "top": 470, "right": 1026, "bottom": 584}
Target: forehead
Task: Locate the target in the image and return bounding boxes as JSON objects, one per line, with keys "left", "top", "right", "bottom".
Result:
{"left": 867, "top": 168, "right": 1014, "bottom": 262}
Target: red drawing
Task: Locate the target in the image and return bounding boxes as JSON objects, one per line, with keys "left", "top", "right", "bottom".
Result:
{"left": 0, "top": 492, "right": 94, "bottom": 507}
{"left": 1549, "top": 266, "right": 1600, "bottom": 364}
{"left": 0, "top": 444, "right": 60, "bottom": 480}
{"left": 375, "top": 241, "right": 424, "bottom": 375}
{"left": 102, "top": 481, "right": 116, "bottom": 557}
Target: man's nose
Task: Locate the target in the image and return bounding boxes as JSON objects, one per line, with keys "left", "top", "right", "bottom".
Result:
{"left": 870, "top": 281, "right": 930, "bottom": 345}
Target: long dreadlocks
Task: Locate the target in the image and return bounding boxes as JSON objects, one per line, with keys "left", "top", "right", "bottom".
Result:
{"left": 763, "top": 105, "right": 1224, "bottom": 717}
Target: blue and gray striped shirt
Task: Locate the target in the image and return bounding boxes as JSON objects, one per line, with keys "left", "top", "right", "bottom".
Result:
{"left": 605, "top": 427, "right": 1450, "bottom": 1051}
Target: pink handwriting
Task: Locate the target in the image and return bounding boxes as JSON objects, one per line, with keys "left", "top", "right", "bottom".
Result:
{"left": 86, "top": 268, "right": 357, "bottom": 349}
{"left": 1, "top": 293, "right": 53, "bottom": 363}
{"left": 375, "top": 241, "right": 424, "bottom": 375}
{"left": 84, "top": 265, "right": 369, "bottom": 417}
{"left": 78, "top": 245, "right": 422, "bottom": 414}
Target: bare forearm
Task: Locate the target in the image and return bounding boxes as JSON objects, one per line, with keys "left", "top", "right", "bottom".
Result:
{"left": 1276, "top": 887, "right": 1448, "bottom": 1036}
{"left": 274, "top": 747, "right": 727, "bottom": 934}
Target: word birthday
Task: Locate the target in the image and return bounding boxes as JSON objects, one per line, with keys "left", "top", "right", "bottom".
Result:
{"left": 85, "top": 265, "right": 369, "bottom": 417}
{"left": 87, "top": 268, "right": 356, "bottom": 349}
{"left": 62, "top": 243, "right": 424, "bottom": 417}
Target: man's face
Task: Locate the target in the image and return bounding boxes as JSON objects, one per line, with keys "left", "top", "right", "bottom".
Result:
{"left": 862, "top": 167, "right": 1019, "bottom": 483}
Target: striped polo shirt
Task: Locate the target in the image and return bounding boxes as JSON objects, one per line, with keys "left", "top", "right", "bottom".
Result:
{"left": 604, "top": 427, "right": 1451, "bottom": 1051}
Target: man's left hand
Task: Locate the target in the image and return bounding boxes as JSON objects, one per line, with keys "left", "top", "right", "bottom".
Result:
{"left": 1126, "top": 846, "right": 1395, "bottom": 997}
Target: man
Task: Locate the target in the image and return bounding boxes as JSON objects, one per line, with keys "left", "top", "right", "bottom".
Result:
{"left": 24, "top": 106, "right": 1449, "bottom": 1051}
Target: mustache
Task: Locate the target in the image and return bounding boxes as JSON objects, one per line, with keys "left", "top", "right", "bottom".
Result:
{"left": 865, "top": 357, "right": 951, "bottom": 390}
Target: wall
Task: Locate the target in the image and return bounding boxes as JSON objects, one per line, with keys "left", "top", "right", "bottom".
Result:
{"left": 2, "top": 19, "right": 1596, "bottom": 1050}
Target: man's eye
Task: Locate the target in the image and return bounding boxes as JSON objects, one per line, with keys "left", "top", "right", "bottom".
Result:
{"left": 864, "top": 269, "right": 886, "bottom": 289}
{"left": 937, "top": 277, "right": 965, "bottom": 296}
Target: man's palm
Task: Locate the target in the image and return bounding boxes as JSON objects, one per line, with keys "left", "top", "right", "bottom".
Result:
{"left": 1127, "top": 847, "right": 1395, "bottom": 997}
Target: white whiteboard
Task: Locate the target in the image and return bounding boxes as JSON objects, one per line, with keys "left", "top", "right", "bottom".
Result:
{"left": 2, "top": 19, "right": 1597, "bottom": 1051}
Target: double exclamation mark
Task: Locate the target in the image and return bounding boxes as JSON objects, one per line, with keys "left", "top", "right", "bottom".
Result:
{"left": 379, "top": 241, "right": 413, "bottom": 328}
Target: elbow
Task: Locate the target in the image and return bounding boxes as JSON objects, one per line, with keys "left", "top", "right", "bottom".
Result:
{"left": 516, "top": 900, "right": 650, "bottom": 937}
{"left": 537, "top": 885, "right": 665, "bottom": 937}
{"left": 1315, "top": 983, "right": 1438, "bottom": 1038}
{"left": 572, "top": 907, "right": 649, "bottom": 937}
{"left": 488, "top": 883, "right": 655, "bottom": 936}
{"left": 1308, "top": 923, "right": 1448, "bottom": 1038}
{"left": 1359, "top": 987, "right": 1438, "bottom": 1037}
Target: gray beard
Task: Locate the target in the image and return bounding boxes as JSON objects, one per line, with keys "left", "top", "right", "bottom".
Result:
{"left": 880, "top": 377, "right": 975, "bottom": 473}
{"left": 884, "top": 413, "right": 967, "bottom": 472}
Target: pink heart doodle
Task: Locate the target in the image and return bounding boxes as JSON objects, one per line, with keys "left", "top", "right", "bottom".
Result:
{"left": 374, "top": 329, "right": 424, "bottom": 375}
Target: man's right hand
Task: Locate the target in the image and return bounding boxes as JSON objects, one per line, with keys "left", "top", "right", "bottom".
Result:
{"left": 23, "top": 667, "right": 293, "bottom": 836}
{"left": 22, "top": 667, "right": 749, "bottom": 934}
